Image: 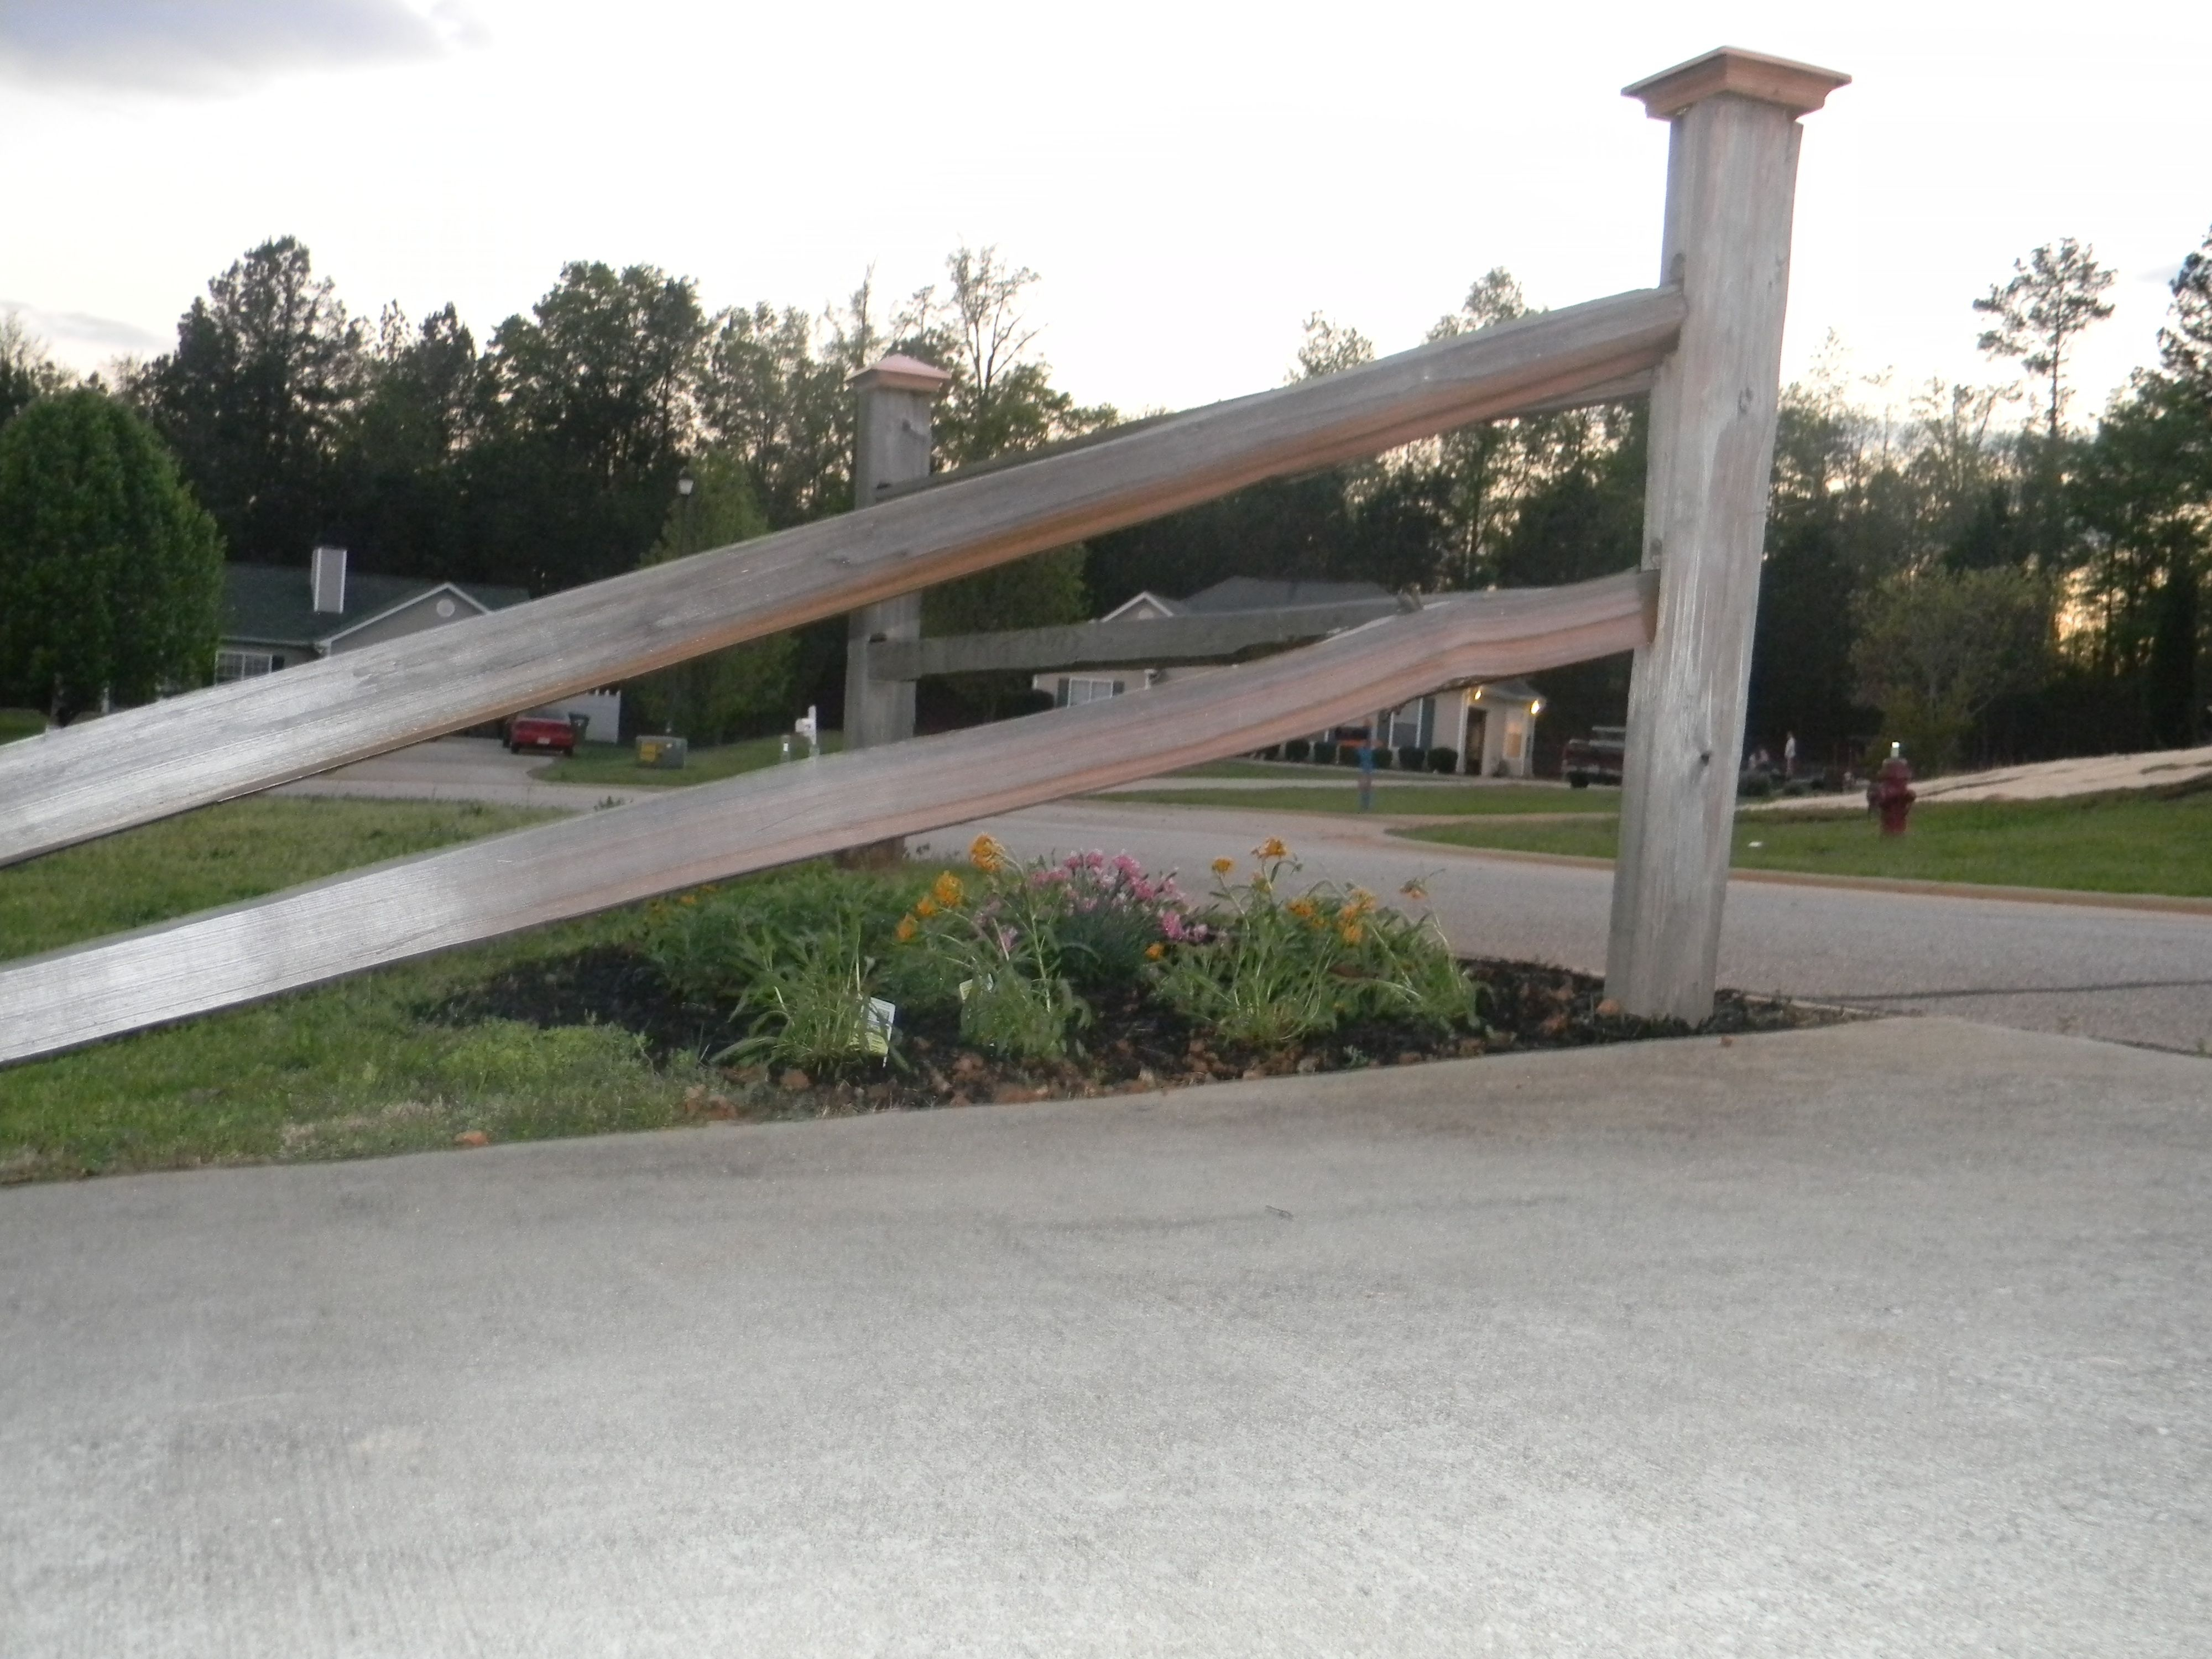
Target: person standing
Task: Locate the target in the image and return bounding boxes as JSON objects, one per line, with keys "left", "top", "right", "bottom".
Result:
{"left": 1357, "top": 735, "right": 1377, "bottom": 811}
{"left": 1783, "top": 731, "right": 1798, "bottom": 779}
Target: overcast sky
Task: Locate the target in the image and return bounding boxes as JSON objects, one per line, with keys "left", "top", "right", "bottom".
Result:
{"left": 3, "top": 0, "right": 2205, "bottom": 427}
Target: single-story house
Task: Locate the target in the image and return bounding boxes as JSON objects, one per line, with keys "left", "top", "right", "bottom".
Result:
{"left": 220, "top": 545, "right": 620, "bottom": 739}
{"left": 1034, "top": 576, "right": 1545, "bottom": 775}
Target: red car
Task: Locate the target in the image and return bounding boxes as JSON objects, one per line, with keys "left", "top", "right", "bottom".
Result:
{"left": 504, "top": 715, "right": 578, "bottom": 755}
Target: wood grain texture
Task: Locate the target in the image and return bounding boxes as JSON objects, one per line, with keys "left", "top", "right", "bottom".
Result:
{"left": 0, "top": 288, "right": 1682, "bottom": 870}
{"left": 1605, "top": 93, "right": 1810, "bottom": 1022}
{"left": 0, "top": 572, "right": 1651, "bottom": 1065}
{"left": 868, "top": 596, "right": 1419, "bottom": 680}
{"left": 842, "top": 374, "right": 940, "bottom": 752}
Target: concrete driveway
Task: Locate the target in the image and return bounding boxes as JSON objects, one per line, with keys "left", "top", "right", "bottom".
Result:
{"left": 5, "top": 1017, "right": 2206, "bottom": 1656}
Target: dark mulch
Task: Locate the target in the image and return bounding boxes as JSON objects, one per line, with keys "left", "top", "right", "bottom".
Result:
{"left": 422, "top": 946, "right": 1852, "bottom": 1123}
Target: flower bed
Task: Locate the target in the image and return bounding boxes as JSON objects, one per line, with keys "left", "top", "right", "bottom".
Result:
{"left": 427, "top": 838, "right": 1845, "bottom": 1121}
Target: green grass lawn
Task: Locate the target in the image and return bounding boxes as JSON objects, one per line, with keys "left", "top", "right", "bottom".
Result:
{"left": 1107, "top": 782, "right": 1614, "bottom": 816}
{"left": 0, "top": 797, "right": 706, "bottom": 1183}
{"left": 0, "top": 708, "right": 47, "bottom": 745}
{"left": 533, "top": 730, "right": 844, "bottom": 788}
{"left": 1401, "top": 790, "right": 2212, "bottom": 898}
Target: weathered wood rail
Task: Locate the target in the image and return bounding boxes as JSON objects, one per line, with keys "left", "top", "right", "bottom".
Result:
{"left": 868, "top": 594, "right": 1422, "bottom": 680}
{"left": 0, "top": 286, "right": 1682, "bottom": 869}
{"left": 0, "top": 575, "right": 1650, "bottom": 1064}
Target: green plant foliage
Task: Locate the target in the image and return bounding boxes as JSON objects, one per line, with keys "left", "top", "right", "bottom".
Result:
{"left": 719, "top": 925, "right": 887, "bottom": 1073}
{"left": 638, "top": 863, "right": 919, "bottom": 1006}
{"left": 1153, "top": 841, "right": 1480, "bottom": 1047}
{"left": 0, "top": 389, "right": 223, "bottom": 723}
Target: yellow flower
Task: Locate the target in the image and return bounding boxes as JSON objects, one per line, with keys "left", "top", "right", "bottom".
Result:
{"left": 1211, "top": 857, "right": 1235, "bottom": 875}
{"left": 895, "top": 915, "right": 919, "bottom": 942}
{"left": 1339, "top": 921, "right": 1364, "bottom": 945}
{"left": 1287, "top": 898, "right": 1318, "bottom": 922}
{"left": 680, "top": 894, "right": 697, "bottom": 906}
{"left": 1145, "top": 942, "right": 1165, "bottom": 960}
{"left": 969, "top": 834, "right": 1008, "bottom": 873}
{"left": 932, "top": 871, "right": 966, "bottom": 908}
{"left": 915, "top": 896, "right": 938, "bottom": 919}
{"left": 1255, "top": 837, "right": 1289, "bottom": 861}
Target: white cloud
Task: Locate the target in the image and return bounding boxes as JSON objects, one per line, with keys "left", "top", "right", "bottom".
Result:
{"left": 0, "top": 0, "right": 481, "bottom": 94}
{"left": 1, "top": 300, "right": 164, "bottom": 355}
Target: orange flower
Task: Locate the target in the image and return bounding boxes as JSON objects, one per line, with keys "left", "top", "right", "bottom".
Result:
{"left": 1255, "top": 837, "right": 1288, "bottom": 861}
{"left": 895, "top": 915, "right": 919, "bottom": 942}
{"left": 1339, "top": 921, "right": 1364, "bottom": 945}
{"left": 1210, "top": 857, "right": 1235, "bottom": 875}
{"left": 680, "top": 894, "right": 698, "bottom": 906}
{"left": 1399, "top": 878, "right": 1428, "bottom": 901}
{"left": 932, "top": 871, "right": 966, "bottom": 908}
{"left": 915, "top": 896, "right": 938, "bottom": 919}
{"left": 969, "top": 834, "right": 1009, "bottom": 873}
{"left": 1145, "top": 942, "right": 1165, "bottom": 960}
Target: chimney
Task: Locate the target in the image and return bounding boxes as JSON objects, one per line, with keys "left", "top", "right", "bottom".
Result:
{"left": 311, "top": 545, "right": 347, "bottom": 615}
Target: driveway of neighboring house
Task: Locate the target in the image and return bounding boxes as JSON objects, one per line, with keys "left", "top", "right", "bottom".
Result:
{"left": 272, "top": 736, "right": 653, "bottom": 812}
{"left": 3, "top": 1016, "right": 2205, "bottom": 1655}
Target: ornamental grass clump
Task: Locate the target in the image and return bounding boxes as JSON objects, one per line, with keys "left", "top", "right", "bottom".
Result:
{"left": 1152, "top": 839, "right": 1480, "bottom": 1048}
{"left": 640, "top": 864, "right": 918, "bottom": 1072}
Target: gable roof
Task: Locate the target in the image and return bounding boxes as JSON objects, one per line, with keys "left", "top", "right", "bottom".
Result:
{"left": 222, "top": 563, "right": 530, "bottom": 648}
{"left": 1176, "top": 576, "right": 1394, "bottom": 614}
{"left": 1098, "top": 589, "right": 1182, "bottom": 622}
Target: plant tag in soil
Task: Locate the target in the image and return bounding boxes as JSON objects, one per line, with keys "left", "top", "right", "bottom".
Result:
{"left": 863, "top": 997, "right": 896, "bottom": 1059}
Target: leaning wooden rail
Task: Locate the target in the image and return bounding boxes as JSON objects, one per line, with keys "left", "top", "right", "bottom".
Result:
{"left": 868, "top": 595, "right": 1422, "bottom": 681}
{"left": 0, "top": 571, "right": 1650, "bottom": 1065}
{"left": 0, "top": 287, "right": 1682, "bottom": 870}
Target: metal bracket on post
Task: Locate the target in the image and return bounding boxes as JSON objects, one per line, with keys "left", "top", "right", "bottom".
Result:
{"left": 1604, "top": 48, "right": 1849, "bottom": 1023}
{"left": 841, "top": 353, "right": 952, "bottom": 863}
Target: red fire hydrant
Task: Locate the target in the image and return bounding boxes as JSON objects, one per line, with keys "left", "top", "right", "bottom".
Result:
{"left": 1866, "top": 747, "right": 1915, "bottom": 837}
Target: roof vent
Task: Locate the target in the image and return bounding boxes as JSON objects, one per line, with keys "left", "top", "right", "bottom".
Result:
{"left": 311, "top": 545, "right": 347, "bottom": 615}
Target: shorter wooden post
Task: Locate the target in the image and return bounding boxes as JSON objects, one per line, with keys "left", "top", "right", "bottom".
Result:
{"left": 843, "top": 354, "right": 952, "bottom": 752}
{"left": 1605, "top": 49, "right": 1849, "bottom": 1022}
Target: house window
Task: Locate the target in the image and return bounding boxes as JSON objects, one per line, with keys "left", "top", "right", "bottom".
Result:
{"left": 215, "top": 649, "right": 275, "bottom": 683}
{"left": 1057, "top": 676, "right": 1124, "bottom": 707}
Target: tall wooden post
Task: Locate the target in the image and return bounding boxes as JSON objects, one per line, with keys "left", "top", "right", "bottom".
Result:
{"left": 844, "top": 353, "right": 952, "bottom": 752}
{"left": 1605, "top": 49, "right": 1848, "bottom": 1022}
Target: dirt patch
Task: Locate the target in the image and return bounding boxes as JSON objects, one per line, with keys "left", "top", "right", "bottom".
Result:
{"left": 422, "top": 947, "right": 1856, "bottom": 1121}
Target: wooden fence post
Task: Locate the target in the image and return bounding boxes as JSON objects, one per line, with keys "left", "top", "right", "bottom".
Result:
{"left": 1605, "top": 48, "right": 1848, "bottom": 1022}
{"left": 843, "top": 354, "right": 952, "bottom": 751}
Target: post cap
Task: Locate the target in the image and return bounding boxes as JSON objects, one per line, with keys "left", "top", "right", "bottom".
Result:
{"left": 1624, "top": 47, "right": 1850, "bottom": 119}
{"left": 849, "top": 353, "right": 953, "bottom": 395}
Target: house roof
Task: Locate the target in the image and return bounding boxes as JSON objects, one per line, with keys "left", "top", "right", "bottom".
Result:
{"left": 1097, "top": 589, "right": 1182, "bottom": 622}
{"left": 222, "top": 563, "right": 529, "bottom": 648}
{"left": 1175, "top": 576, "right": 1395, "bottom": 614}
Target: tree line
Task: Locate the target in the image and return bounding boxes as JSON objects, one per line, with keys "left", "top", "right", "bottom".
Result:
{"left": 3, "top": 226, "right": 2207, "bottom": 766}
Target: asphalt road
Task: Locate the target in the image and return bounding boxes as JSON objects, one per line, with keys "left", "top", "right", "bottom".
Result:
{"left": 945, "top": 800, "right": 2212, "bottom": 1056}
{"left": 5, "top": 1018, "right": 2205, "bottom": 1656}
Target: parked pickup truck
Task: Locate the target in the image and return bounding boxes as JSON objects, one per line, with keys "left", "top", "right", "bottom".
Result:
{"left": 504, "top": 714, "right": 578, "bottom": 756}
{"left": 1561, "top": 724, "right": 1626, "bottom": 788}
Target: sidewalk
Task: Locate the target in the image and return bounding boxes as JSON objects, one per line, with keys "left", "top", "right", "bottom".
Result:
{"left": 6, "top": 1017, "right": 2205, "bottom": 1655}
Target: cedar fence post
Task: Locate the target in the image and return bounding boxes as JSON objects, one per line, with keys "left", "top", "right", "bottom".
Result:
{"left": 843, "top": 353, "right": 952, "bottom": 753}
{"left": 1604, "top": 48, "right": 1849, "bottom": 1022}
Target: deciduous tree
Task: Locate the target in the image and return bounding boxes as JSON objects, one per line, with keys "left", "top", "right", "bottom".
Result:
{"left": 0, "top": 390, "right": 222, "bottom": 723}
